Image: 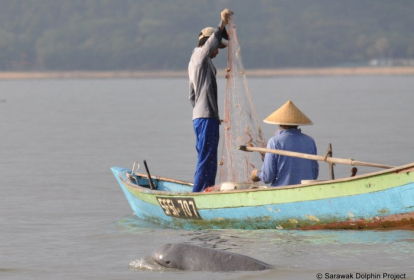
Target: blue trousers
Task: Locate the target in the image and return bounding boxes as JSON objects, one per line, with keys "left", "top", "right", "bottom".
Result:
{"left": 192, "top": 118, "right": 220, "bottom": 192}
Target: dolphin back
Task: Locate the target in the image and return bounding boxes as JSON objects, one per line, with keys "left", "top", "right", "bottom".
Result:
{"left": 151, "top": 243, "right": 273, "bottom": 271}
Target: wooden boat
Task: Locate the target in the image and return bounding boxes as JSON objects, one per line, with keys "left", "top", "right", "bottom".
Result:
{"left": 111, "top": 156, "right": 414, "bottom": 230}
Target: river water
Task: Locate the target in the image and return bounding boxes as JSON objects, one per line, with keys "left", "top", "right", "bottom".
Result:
{"left": 0, "top": 76, "right": 413, "bottom": 279}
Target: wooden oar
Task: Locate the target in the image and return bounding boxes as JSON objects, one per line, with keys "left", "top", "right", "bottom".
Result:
{"left": 239, "top": 145, "right": 395, "bottom": 169}
{"left": 327, "top": 143, "right": 335, "bottom": 179}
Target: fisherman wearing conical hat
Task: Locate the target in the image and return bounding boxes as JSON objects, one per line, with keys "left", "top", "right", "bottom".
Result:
{"left": 189, "top": 9, "right": 234, "bottom": 192}
{"left": 251, "top": 100, "right": 319, "bottom": 186}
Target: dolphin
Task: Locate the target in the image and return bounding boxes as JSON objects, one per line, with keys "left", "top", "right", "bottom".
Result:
{"left": 151, "top": 243, "right": 273, "bottom": 271}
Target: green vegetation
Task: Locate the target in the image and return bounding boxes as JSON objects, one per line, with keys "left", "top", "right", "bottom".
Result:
{"left": 1, "top": 0, "right": 413, "bottom": 71}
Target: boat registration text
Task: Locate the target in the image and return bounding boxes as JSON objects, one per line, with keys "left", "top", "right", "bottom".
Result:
{"left": 156, "top": 197, "right": 202, "bottom": 220}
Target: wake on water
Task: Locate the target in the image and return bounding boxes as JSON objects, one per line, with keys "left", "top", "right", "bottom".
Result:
{"left": 129, "top": 256, "right": 174, "bottom": 271}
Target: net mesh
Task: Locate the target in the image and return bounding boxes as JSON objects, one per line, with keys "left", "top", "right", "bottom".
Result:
{"left": 218, "top": 17, "right": 267, "bottom": 184}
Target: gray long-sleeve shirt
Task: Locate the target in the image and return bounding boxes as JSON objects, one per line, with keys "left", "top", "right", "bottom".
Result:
{"left": 188, "top": 23, "right": 225, "bottom": 120}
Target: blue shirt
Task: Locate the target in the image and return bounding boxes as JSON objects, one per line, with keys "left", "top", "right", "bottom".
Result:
{"left": 258, "top": 129, "right": 319, "bottom": 186}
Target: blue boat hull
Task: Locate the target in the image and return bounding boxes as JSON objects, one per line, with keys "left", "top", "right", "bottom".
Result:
{"left": 111, "top": 164, "right": 414, "bottom": 230}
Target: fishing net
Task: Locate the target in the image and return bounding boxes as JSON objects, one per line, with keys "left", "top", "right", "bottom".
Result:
{"left": 218, "top": 16, "right": 267, "bottom": 184}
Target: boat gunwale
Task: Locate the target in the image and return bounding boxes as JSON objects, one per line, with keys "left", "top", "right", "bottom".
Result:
{"left": 116, "top": 162, "right": 414, "bottom": 196}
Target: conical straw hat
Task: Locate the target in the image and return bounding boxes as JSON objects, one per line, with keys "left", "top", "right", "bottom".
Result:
{"left": 263, "top": 100, "right": 313, "bottom": 126}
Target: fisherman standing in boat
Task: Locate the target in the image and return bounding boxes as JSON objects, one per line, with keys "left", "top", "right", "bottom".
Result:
{"left": 188, "top": 9, "right": 233, "bottom": 192}
{"left": 251, "top": 100, "right": 319, "bottom": 186}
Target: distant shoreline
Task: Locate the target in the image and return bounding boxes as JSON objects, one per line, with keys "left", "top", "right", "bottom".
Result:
{"left": 1, "top": 67, "right": 414, "bottom": 80}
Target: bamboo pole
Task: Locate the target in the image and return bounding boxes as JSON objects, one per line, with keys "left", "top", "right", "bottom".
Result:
{"left": 239, "top": 145, "right": 395, "bottom": 169}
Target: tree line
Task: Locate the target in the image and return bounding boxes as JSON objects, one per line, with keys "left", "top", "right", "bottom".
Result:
{"left": 1, "top": 0, "right": 413, "bottom": 71}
